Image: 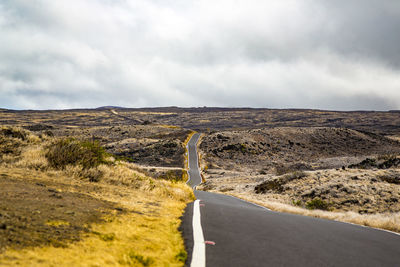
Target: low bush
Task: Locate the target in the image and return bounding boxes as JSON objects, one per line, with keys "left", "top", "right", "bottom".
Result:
{"left": 292, "top": 200, "right": 302, "bottom": 207}
{"left": 255, "top": 179, "right": 284, "bottom": 194}
{"left": 0, "top": 127, "right": 31, "bottom": 159}
{"left": 158, "top": 169, "right": 185, "bottom": 182}
{"left": 46, "top": 139, "right": 109, "bottom": 170}
{"left": 349, "top": 155, "right": 400, "bottom": 169}
{"left": 255, "top": 171, "right": 307, "bottom": 194}
{"left": 0, "top": 127, "right": 27, "bottom": 140}
{"left": 284, "top": 171, "right": 307, "bottom": 182}
{"left": 379, "top": 175, "right": 400, "bottom": 185}
{"left": 306, "top": 198, "right": 330, "bottom": 211}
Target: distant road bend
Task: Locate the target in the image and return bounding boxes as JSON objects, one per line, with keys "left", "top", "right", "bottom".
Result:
{"left": 182, "top": 133, "right": 400, "bottom": 267}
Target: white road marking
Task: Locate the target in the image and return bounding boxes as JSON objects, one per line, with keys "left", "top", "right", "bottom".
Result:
{"left": 225, "top": 194, "right": 272, "bottom": 211}
{"left": 190, "top": 199, "right": 206, "bottom": 267}
{"left": 334, "top": 220, "right": 400, "bottom": 237}
{"left": 228, "top": 195, "right": 400, "bottom": 237}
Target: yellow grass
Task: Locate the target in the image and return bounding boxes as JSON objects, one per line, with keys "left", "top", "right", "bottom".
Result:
{"left": 0, "top": 190, "right": 189, "bottom": 266}
{"left": 46, "top": 220, "right": 70, "bottom": 227}
{"left": 0, "top": 130, "right": 195, "bottom": 266}
{"left": 15, "top": 145, "right": 48, "bottom": 170}
{"left": 158, "top": 124, "right": 181, "bottom": 129}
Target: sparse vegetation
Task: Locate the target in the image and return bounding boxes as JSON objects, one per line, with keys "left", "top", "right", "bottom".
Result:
{"left": 349, "top": 155, "right": 400, "bottom": 169}
{"left": 158, "top": 169, "right": 186, "bottom": 182}
{"left": 0, "top": 127, "right": 27, "bottom": 140}
{"left": 306, "top": 198, "right": 331, "bottom": 211}
{"left": 292, "top": 200, "right": 302, "bottom": 207}
{"left": 379, "top": 174, "right": 400, "bottom": 185}
{"left": 46, "top": 139, "right": 109, "bottom": 170}
{"left": 255, "top": 171, "right": 307, "bottom": 194}
{"left": 124, "top": 251, "right": 154, "bottom": 266}
{"left": 0, "top": 126, "right": 194, "bottom": 266}
{"left": 199, "top": 166, "right": 400, "bottom": 232}
{"left": 223, "top": 192, "right": 400, "bottom": 233}
{"left": 283, "top": 171, "right": 307, "bottom": 181}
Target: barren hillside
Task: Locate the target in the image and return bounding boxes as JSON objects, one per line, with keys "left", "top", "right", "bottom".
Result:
{"left": 199, "top": 127, "right": 400, "bottom": 174}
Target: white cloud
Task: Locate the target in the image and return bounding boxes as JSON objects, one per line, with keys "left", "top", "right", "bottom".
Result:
{"left": 0, "top": 0, "right": 399, "bottom": 110}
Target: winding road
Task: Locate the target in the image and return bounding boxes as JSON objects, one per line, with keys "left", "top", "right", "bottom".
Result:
{"left": 181, "top": 133, "right": 400, "bottom": 266}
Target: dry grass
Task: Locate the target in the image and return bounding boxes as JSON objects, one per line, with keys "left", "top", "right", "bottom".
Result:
{"left": 14, "top": 145, "right": 48, "bottom": 170}
{"left": 224, "top": 192, "right": 400, "bottom": 233}
{"left": 388, "top": 135, "right": 400, "bottom": 142}
{"left": 0, "top": 166, "right": 193, "bottom": 266}
{"left": 159, "top": 124, "right": 181, "bottom": 129}
{"left": 0, "top": 127, "right": 195, "bottom": 266}
{"left": 199, "top": 165, "right": 400, "bottom": 233}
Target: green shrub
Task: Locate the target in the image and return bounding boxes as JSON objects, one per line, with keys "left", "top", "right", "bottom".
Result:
{"left": 46, "top": 139, "right": 109, "bottom": 170}
{"left": 292, "top": 200, "right": 302, "bottom": 207}
{"left": 306, "top": 198, "right": 330, "bottom": 210}
{"left": 175, "top": 249, "right": 187, "bottom": 263}
{"left": 126, "top": 251, "right": 154, "bottom": 266}
{"left": 158, "top": 169, "right": 184, "bottom": 182}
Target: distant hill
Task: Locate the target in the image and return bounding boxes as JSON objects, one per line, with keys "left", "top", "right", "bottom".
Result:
{"left": 95, "top": 106, "right": 127, "bottom": 110}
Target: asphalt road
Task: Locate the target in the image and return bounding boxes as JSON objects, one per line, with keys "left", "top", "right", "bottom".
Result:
{"left": 182, "top": 133, "right": 400, "bottom": 267}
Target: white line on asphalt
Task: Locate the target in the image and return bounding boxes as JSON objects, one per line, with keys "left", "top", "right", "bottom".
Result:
{"left": 335, "top": 220, "right": 400, "bottom": 237}
{"left": 228, "top": 195, "right": 400, "bottom": 237}
{"left": 190, "top": 199, "right": 206, "bottom": 267}
{"left": 225, "top": 194, "right": 272, "bottom": 211}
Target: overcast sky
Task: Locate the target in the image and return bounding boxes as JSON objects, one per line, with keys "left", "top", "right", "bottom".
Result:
{"left": 1, "top": 0, "right": 400, "bottom": 110}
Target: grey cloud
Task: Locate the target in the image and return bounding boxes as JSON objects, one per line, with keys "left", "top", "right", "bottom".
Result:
{"left": 0, "top": 0, "right": 400, "bottom": 111}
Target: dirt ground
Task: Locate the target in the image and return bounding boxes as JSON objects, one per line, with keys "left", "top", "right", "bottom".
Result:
{"left": 0, "top": 169, "right": 122, "bottom": 253}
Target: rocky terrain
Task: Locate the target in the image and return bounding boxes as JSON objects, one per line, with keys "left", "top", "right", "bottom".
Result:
{"left": 197, "top": 126, "right": 400, "bottom": 220}
{"left": 192, "top": 114, "right": 400, "bottom": 222}
{"left": 2, "top": 107, "right": 400, "bottom": 134}
{"left": 199, "top": 165, "right": 400, "bottom": 212}
{"left": 199, "top": 127, "right": 400, "bottom": 174}
{"left": 2, "top": 106, "right": 400, "bottom": 228}
{"left": 0, "top": 109, "right": 194, "bottom": 181}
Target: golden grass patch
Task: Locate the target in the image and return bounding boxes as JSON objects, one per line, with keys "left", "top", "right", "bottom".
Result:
{"left": 0, "top": 191, "right": 189, "bottom": 266}
{"left": 158, "top": 124, "right": 181, "bottom": 129}
{"left": 0, "top": 129, "right": 195, "bottom": 266}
